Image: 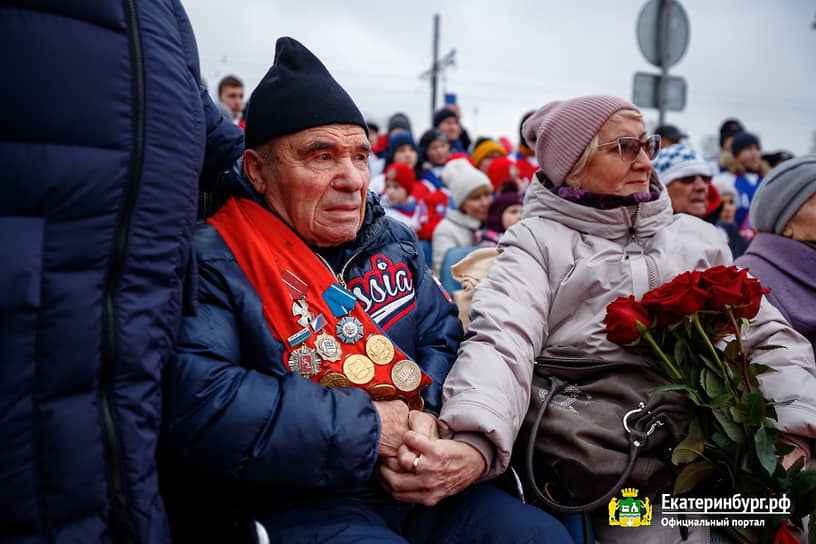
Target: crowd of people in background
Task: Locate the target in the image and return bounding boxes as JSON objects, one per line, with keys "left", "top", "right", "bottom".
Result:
{"left": 208, "top": 69, "right": 808, "bottom": 324}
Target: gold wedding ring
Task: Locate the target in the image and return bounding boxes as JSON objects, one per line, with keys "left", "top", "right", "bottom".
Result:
{"left": 412, "top": 455, "right": 421, "bottom": 474}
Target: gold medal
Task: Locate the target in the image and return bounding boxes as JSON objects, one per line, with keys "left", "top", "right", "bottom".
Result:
{"left": 367, "top": 383, "right": 397, "bottom": 401}
{"left": 365, "top": 334, "right": 395, "bottom": 365}
{"left": 343, "top": 354, "right": 375, "bottom": 385}
{"left": 408, "top": 395, "right": 425, "bottom": 412}
{"left": 319, "top": 371, "right": 350, "bottom": 388}
{"left": 391, "top": 359, "right": 422, "bottom": 392}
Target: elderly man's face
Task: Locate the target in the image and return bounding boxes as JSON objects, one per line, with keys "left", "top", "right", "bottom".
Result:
{"left": 246, "top": 124, "right": 370, "bottom": 247}
{"left": 667, "top": 174, "right": 711, "bottom": 217}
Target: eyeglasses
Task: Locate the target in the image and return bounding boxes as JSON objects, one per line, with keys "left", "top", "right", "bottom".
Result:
{"left": 597, "top": 135, "right": 661, "bottom": 163}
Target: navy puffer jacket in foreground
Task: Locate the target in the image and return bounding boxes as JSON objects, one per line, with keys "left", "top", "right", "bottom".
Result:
{"left": 160, "top": 185, "right": 462, "bottom": 540}
{"left": 0, "top": 1, "right": 244, "bottom": 542}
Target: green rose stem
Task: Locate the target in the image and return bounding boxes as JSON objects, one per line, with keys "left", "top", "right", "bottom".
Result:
{"left": 641, "top": 329, "right": 683, "bottom": 380}
{"left": 726, "top": 306, "right": 753, "bottom": 394}
{"left": 692, "top": 313, "right": 737, "bottom": 398}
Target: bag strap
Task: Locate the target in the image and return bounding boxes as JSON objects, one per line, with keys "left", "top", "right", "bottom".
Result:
{"left": 524, "top": 377, "right": 663, "bottom": 514}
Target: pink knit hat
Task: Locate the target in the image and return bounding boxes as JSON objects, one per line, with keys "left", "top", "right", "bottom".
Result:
{"left": 522, "top": 95, "right": 638, "bottom": 186}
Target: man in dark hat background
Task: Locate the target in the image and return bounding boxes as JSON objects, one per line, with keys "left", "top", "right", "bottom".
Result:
{"left": 716, "top": 118, "right": 744, "bottom": 169}
{"left": 160, "top": 37, "right": 569, "bottom": 543}
{"left": 655, "top": 123, "right": 687, "bottom": 149}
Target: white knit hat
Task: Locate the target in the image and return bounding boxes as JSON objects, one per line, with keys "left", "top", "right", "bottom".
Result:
{"left": 442, "top": 158, "right": 492, "bottom": 208}
{"left": 711, "top": 174, "right": 736, "bottom": 197}
{"left": 652, "top": 144, "right": 713, "bottom": 186}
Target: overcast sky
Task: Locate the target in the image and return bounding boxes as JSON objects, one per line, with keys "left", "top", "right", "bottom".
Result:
{"left": 185, "top": 0, "right": 816, "bottom": 157}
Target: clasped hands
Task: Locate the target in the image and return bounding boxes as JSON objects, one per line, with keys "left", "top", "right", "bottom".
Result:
{"left": 373, "top": 400, "right": 485, "bottom": 506}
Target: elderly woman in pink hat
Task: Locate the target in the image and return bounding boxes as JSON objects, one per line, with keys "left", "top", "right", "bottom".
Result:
{"left": 378, "top": 95, "right": 816, "bottom": 543}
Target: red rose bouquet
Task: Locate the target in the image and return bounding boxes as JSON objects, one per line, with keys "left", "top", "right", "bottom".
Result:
{"left": 603, "top": 266, "right": 816, "bottom": 542}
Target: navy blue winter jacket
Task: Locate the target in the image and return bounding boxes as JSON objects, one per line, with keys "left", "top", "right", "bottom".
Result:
{"left": 0, "top": 1, "right": 244, "bottom": 542}
{"left": 160, "top": 186, "right": 462, "bottom": 539}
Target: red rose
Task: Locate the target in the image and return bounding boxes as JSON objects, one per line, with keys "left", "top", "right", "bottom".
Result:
{"left": 641, "top": 270, "right": 710, "bottom": 325}
{"left": 603, "top": 296, "right": 652, "bottom": 345}
{"left": 733, "top": 274, "right": 770, "bottom": 319}
{"left": 701, "top": 265, "right": 769, "bottom": 319}
{"left": 701, "top": 265, "right": 747, "bottom": 308}
{"left": 773, "top": 520, "right": 799, "bottom": 544}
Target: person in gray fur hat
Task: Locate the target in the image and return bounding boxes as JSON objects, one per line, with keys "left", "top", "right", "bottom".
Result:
{"left": 736, "top": 155, "right": 816, "bottom": 350}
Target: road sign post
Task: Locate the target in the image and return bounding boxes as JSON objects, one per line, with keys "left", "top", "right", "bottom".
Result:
{"left": 635, "top": 0, "right": 690, "bottom": 122}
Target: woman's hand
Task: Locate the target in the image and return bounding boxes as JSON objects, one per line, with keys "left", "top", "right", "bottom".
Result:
{"left": 377, "top": 432, "right": 485, "bottom": 506}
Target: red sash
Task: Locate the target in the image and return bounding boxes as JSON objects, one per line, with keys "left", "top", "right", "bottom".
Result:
{"left": 207, "top": 196, "right": 430, "bottom": 402}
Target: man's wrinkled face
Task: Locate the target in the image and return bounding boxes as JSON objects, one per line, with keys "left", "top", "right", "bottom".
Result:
{"left": 667, "top": 174, "right": 711, "bottom": 217}
{"left": 247, "top": 125, "right": 370, "bottom": 247}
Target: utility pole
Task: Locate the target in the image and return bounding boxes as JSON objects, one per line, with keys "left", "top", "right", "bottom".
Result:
{"left": 431, "top": 14, "right": 439, "bottom": 117}
{"left": 419, "top": 14, "right": 456, "bottom": 125}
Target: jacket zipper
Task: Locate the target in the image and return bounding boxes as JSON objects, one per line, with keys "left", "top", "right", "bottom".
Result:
{"left": 314, "top": 248, "right": 365, "bottom": 287}
{"left": 98, "top": 0, "right": 145, "bottom": 539}
{"left": 624, "top": 205, "right": 659, "bottom": 292}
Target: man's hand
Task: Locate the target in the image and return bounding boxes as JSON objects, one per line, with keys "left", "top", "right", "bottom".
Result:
{"left": 378, "top": 432, "right": 485, "bottom": 506}
{"left": 407, "top": 410, "right": 439, "bottom": 440}
{"left": 373, "top": 400, "right": 409, "bottom": 457}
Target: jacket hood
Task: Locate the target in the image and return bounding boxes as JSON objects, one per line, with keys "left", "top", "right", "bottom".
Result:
{"left": 522, "top": 171, "right": 674, "bottom": 243}
{"left": 720, "top": 151, "right": 772, "bottom": 176}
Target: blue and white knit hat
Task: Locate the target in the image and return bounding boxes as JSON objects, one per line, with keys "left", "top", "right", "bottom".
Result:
{"left": 653, "top": 144, "right": 712, "bottom": 186}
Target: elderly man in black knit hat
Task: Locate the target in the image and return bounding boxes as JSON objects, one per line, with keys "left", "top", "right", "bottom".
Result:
{"left": 160, "top": 37, "right": 569, "bottom": 543}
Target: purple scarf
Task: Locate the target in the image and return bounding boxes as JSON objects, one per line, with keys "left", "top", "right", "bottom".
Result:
{"left": 537, "top": 172, "right": 660, "bottom": 210}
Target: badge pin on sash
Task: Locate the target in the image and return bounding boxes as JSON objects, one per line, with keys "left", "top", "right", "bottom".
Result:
{"left": 323, "top": 283, "right": 358, "bottom": 318}
{"left": 283, "top": 270, "right": 316, "bottom": 348}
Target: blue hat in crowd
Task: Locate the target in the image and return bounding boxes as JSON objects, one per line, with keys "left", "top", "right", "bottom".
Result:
{"left": 730, "top": 132, "right": 761, "bottom": 158}
{"left": 433, "top": 108, "right": 457, "bottom": 127}
{"left": 384, "top": 131, "right": 417, "bottom": 165}
{"left": 244, "top": 37, "right": 367, "bottom": 149}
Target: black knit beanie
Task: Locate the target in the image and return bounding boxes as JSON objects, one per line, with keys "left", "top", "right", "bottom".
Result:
{"left": 433, "top": 108, "right": 457, "bottom": 127}
{"left": 244, "top": 37, "right": 367, "bottom": 149}
{"left": 731, "top": 132, "right": 760, "bottom": 158}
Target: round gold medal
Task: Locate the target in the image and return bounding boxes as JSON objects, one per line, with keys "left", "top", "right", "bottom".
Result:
{"left": 366, "top": 334, "right": 395, "bottom": 365}
{"left": 367, "top": 383, "right": 397, "bottom": 401}
{"left": 343, "top": 354, "right": 375, "bottom": 385}
{"left": 391, "top": 359, "right": 422, "bottom": 392}
{"left": 319, "top": 371, "right": 350, "bottom": 388}
{"left": 408, "top": 395, "right": 425, "bottom": 412}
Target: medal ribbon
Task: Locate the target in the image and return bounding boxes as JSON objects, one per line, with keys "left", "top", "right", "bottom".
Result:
{"left": 207, "top": 196, "right": 430, "bottom": 398}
